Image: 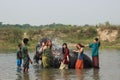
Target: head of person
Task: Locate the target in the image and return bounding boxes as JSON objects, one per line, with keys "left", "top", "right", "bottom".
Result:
{"left": 23, "top": 38, "right": 29, "bottom": 45}
{"left": 62, "top": 43, "right": 67, "bottom": 49}
{"left": 41, "top": 41, "right": 46, "bottom": 46}
{"left": 47, "top": 40, "right": 52, "bottom": 45}
{"left": 46, "top": 40, "right": 52, "bottom": 48}
{"left": 18, "top": 43, "right": 22, "bottom": 49}
{"left": 62, "top": 43, "right": 68, "bottom": 54}
{"left": 76, "top": 43, "right": 84, "bottom": 49}
{"left": 94, "top": 38, "right": 99, "bottom": 43}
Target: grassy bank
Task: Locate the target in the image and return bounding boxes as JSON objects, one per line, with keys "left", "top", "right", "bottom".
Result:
{"left": 0, "top": 24, "right": 120, "bottom": 52}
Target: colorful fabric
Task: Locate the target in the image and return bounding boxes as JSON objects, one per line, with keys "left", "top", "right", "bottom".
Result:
{"left": 92, "top": 56, "right": 99, "bottom": 68}
{"left": 42, "top": 48, "right": 52, "bottom": 68}
{"left": 22, "top": 45, "right": 30, "bottom": 68}
{"left": 89, "top": 42, "right": 100, "bottom": 57}
{"left": 22, "top": 45, "right": 28, "bottom": 61}
{"left": 59, "top": 62, "right": 68, "bottom": 69}
{"left": 43, "top": 47, "right": 51, "bottom": 56}
{"left": 16, "top": 49, "right": 22, "bottom": 59}
{"left": 63, "top": 48, "right": 69, "bottom": 64}
{"left": 75, "top": 59, "right": 83, "bottom": 69}
{"left": 23, "top": 58, "right": 29, "bottom": 68}
{"left": 77, "top": 51, "right": 83, "bottom": 60}
{"left": 42, "top": 54, "right": 51, "bottom": 68}
{"left": 17, "top": 59, "right": 22, "bottom": 67}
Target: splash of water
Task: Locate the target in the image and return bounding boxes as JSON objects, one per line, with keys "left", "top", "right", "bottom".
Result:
{"left": 52, "top": 38, "right": 63, "bottom": 49}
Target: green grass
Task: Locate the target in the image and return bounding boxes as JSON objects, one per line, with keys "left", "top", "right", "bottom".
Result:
{"left": 0, "top": 25, "right": 120, "bottom": 52}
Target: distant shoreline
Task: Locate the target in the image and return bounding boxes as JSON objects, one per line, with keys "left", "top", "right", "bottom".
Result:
{"left": 0, "top": 24, "right": 120, "bottom": 53}
{"left": 0, "top": 45, "right": 120, "bottom": 53}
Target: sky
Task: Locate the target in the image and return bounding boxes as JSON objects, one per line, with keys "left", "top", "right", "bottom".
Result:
{"left": 0, "top": 0, "right": 120, "bottom": 25}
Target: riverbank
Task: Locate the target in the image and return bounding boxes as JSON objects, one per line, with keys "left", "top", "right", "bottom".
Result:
{"left": 0, "top": 41, "right": 120, "bottom": 53}
{"left": 0, "top": 24, "right": 120, "bottom": 52}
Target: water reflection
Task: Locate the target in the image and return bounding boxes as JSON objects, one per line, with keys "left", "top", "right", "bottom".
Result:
{"left": 16, "top": 73, "right": 30, "bottom": 80}
{"left": 93, "top": 69, "right": 100, "bottom": 80}
{"left": 76, "top": 69, "right": 84, "bottom": 80}
{"left": 41, "top": 69, "right": 55, "bottom": 80}
{"left": 60, "top": 69, "right": 70, "bottom": 80}
{"left": 1, "top": 49, "right": 120, "bottom": 80}
{"left": 16, "top": 73, "right": 22, "bottom": 80}
{"left": 33, "top": 64, "right": 55, "bottom": 80}
{"left": 33, "top": 65, "right": 41, "bottom": 80}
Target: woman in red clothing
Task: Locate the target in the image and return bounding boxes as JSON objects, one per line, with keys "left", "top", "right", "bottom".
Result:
{"left": 59, "top": 43, "right": 70, "bottom": 69}
{"left": 74, "top": 44, "right": 84, "bottom": 69}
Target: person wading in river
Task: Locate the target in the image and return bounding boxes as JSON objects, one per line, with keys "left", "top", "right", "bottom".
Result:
{"left": 16, "top": 43, "right": 22, "bottom": 72}
{"left": 89, "top": 38, "right": 100, "bottom": 69}
{"left": 73, "top": 43, "right": 84, "bottom": 69}
{"left": 59, "top": 43, "right": 70, "bottom": 69}
{"left": 42, "top": 40, "right": 52, "bottom": 68}
{"left": 22, "top": 38, "right": 32, "bottom": 73}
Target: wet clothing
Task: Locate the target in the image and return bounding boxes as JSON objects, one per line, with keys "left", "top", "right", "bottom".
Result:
{"left": 63, "top": 48, "right": 69, "bottom": 64}
{"left": 16, "top": 49, "right": 22, "bottom": 67}
{"left": 23, "top": 58, "right": 29, "bottom": 69}
{"left": 59, "top": 62, "right": 68, "bottom": 69}
{"left": 89, "top": 42, "right": 100, "bottom": 57}
{"left": 77, "top": 51, "right": 84, "bottom": 60}
{"left": 17, "top": 49, "right": 22, "bottom": 59}
{"left": 42, "top": 47, "right": 52, "bottom": 68}
{"left": 16, "top": 59, "right": 22, "bottom": 72}
{"left": 92, "top": 56, "right": 99, "bottom": 68}
{"left": 75, "top": 51, "right": 84, "bottom": 69}
{"left": 22, "top": 45, "right": 30, "bottom": 68}
{"left": 59, "top": 48, "right": 69, "bottom": 69}
{"left": 17, "top": 59, "right": 22, "bottom": 67}
{"left": 89, "top": 42, "right": 100, "bottom": 68}
{"left": 75, "top": 59, "right": 83, "bottom": 69}
{"left": 16, "top": 49, "right": 22, "bottom": 72}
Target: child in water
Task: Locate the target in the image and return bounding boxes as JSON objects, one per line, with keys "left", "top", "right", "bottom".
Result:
{"left": 22, "top": 38, "right": 32, "bottom": 73}
{"left": 16, "top": 43, "right": 22, "bottom": 72}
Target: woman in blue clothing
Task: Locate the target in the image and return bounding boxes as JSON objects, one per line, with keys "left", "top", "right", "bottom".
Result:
{"left": 89, "top": 38, "right": 100, "bottom": 69}
{"left": 74, "top": 43, "right": 84, "bottom": 69}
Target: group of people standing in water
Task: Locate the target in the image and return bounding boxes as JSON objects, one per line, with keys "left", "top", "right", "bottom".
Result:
{"left": 16, "top": 38, "right": 32, "bottom": 73}
{"left": 59, "top": 37, "right": 100, "bottom": 69}
{"left": 16, "top": 37, "right": 100, "bottom": 73}
{"left": 59, "top": 42, "right": 85, "bottom": 69}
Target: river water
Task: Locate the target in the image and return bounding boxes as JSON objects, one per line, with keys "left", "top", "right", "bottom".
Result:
{"left": 0, "top": 49, "right": 120, "bottom": 80}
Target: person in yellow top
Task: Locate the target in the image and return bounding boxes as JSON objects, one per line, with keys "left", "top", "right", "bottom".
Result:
{"left": 42, "top": 40, "right": 52, "bottom": 68}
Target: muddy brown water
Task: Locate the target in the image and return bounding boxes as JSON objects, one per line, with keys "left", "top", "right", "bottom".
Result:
{"left": 0, "top": 49, "right": 120, "bottom": 80}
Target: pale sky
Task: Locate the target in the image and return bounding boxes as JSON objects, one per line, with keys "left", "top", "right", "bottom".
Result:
{"left": 0, "top": 0, "right": 120, "bottom": 25}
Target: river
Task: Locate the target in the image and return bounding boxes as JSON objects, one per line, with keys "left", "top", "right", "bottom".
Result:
{"left": 0, "top": 49, "right": 120, "bottom": 80}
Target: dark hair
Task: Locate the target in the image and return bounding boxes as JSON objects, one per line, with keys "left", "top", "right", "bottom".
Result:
{"left": 23, "top": 38, "right": 29, "bottom": 44}
{"left": 62, "top": 43, "right": 68, "bottom": 54}
{"left": 77, "top": 43, "right": 84, "bottom": 48}
{"left": 62, "top": 43, "right": 67, "bottom": 48}
{"left": 95, "top": 38, "right": 99, "bottom": 41}
{"left": 94, "top": 38, "right": 101, "bottom": 46}
{"left": 47, "top": 40, "right": 52, "bottom": 49}
{"left": 18, "top": 43, "right": 22, "bottom": 47}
